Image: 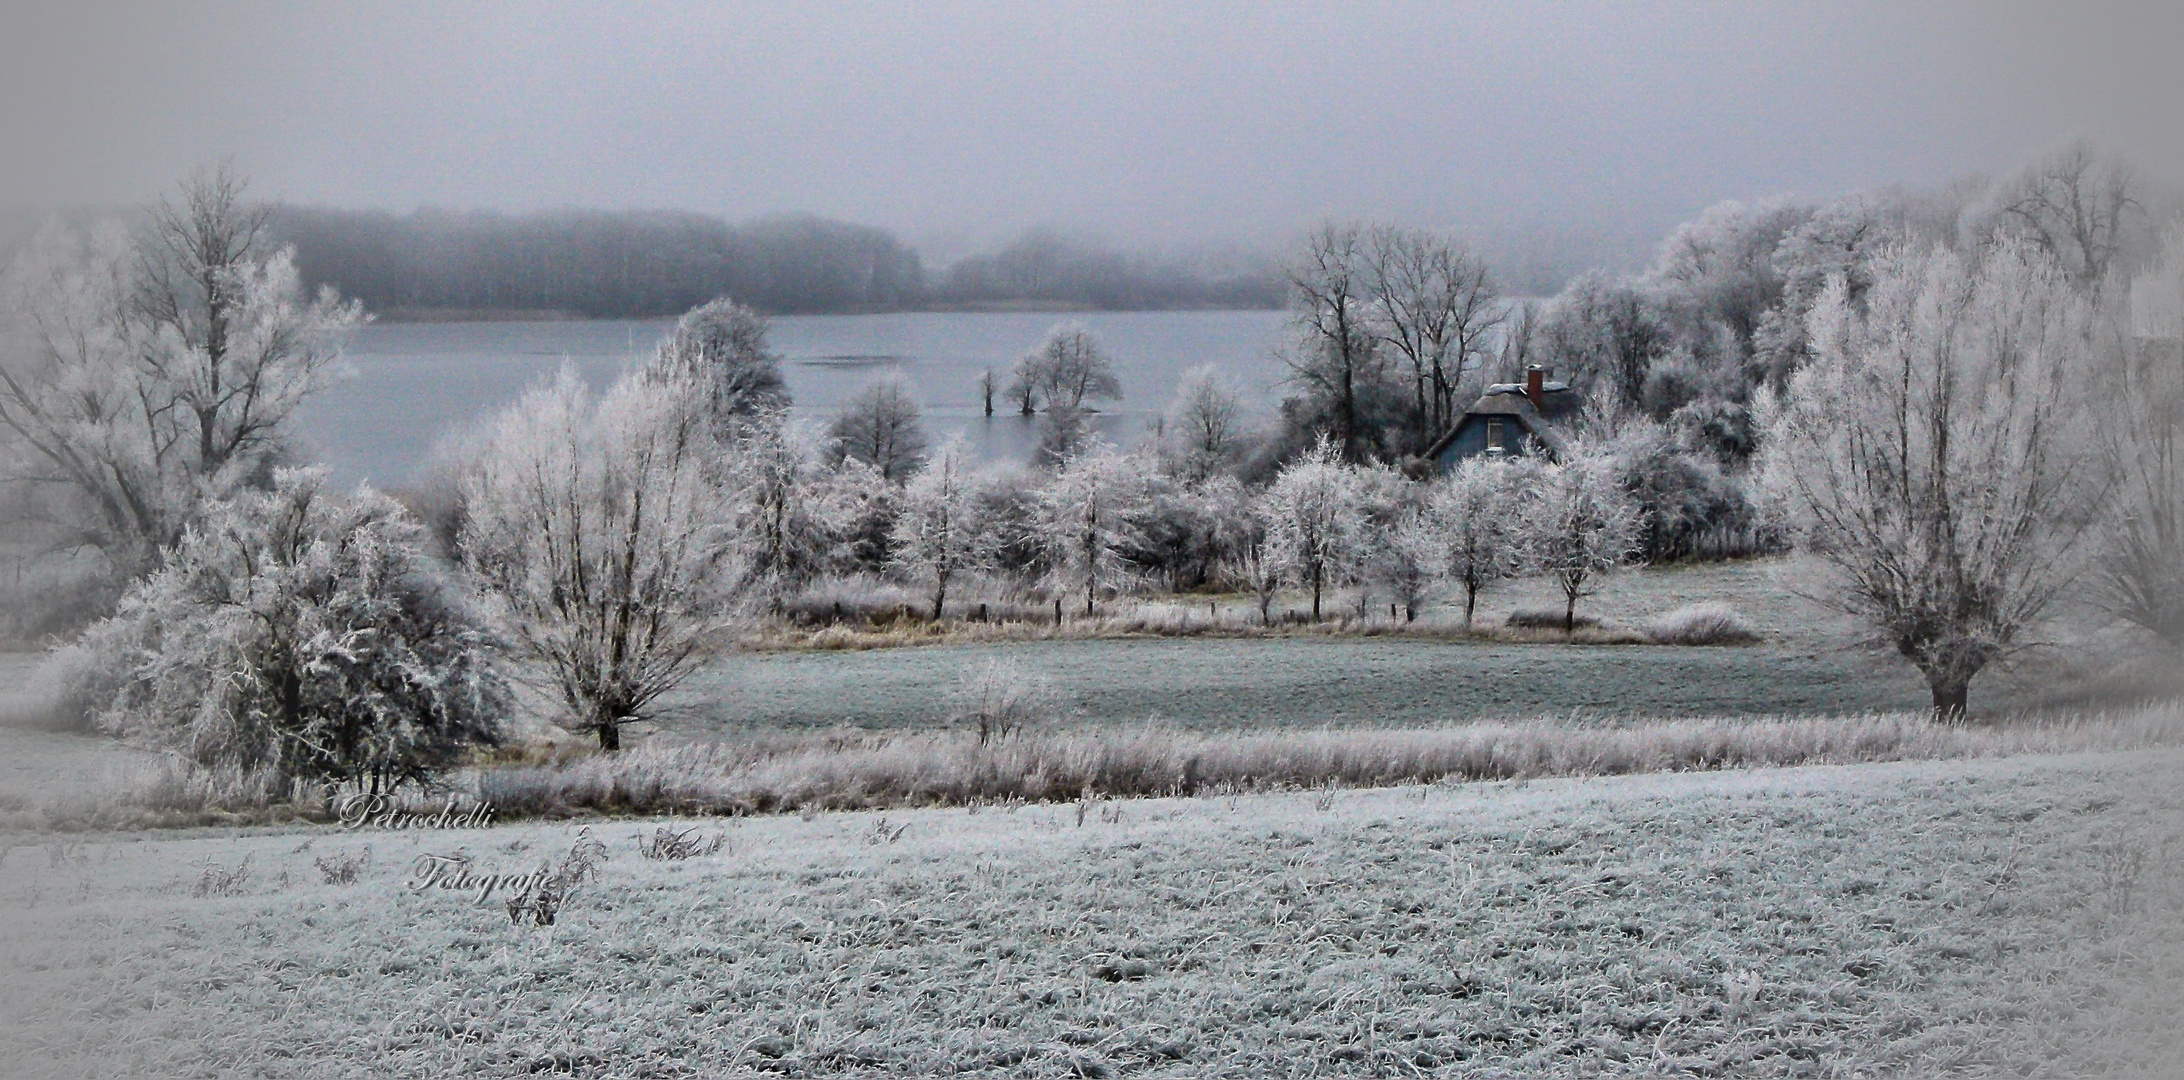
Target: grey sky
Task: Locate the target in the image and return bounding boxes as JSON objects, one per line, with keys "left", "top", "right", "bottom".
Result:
{"left": 3, "top": 2, "right": 2176, "bottom": 260}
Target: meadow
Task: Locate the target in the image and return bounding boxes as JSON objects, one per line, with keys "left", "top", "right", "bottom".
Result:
{"left": 1, "top": 749, "right": 2177, "bottom": 1077}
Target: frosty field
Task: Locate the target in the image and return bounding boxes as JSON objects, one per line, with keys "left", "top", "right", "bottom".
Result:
{"left": 671, "top": 637, "right": 1930, "bottom": 737}
{"left": 3, "top": 750, "right": 2179, "bottom": 1078}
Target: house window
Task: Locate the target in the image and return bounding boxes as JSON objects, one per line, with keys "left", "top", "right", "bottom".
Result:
{"left": 1485, "top": 418, "right": 1504, "bottom": 452}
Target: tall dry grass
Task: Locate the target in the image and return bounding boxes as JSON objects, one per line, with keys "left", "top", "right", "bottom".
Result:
{"left": 465, "top": 705, "right": 2184, "bottom": 819}
{"left": 27, "top": 701, "right": 2182, "bottom": 830}
{"left": 743, "top": 602, "right": 1660, "bottom": 651}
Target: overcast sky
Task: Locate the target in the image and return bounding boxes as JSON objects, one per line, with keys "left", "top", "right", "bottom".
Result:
{"left": 3, "top": 2, "right": 2177, "bottom": 261}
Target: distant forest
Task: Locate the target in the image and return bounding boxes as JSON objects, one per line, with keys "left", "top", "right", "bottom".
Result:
{"left": 268, "top": 207, "right": 1284, "bottom": 318}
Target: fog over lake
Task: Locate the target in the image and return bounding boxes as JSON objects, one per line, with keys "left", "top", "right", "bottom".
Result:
{"left": 297, "top": 309, "right": 1291, "bottom": 487}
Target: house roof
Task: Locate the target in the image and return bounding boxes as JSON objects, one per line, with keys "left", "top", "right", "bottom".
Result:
{"left": 1423, "top": 383, "right": 1578, "bottom": 461}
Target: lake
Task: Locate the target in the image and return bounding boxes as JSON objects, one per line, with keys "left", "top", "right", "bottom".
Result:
{"left": 295, "top": 309, "right": 1294, "bottom": 487}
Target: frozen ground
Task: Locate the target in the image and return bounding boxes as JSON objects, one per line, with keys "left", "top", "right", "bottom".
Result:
{"left": 2, "top": 750, "right": 2178, "bottom": 1077}
{"left": 668, "top": 637, "right": 1931, "bottom": 738}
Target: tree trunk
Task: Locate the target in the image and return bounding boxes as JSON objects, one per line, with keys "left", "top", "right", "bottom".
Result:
{"left": 1929, "top": 676, "right": 1970, "bottom": 721}
{"left": 931, "top": 572, "right": 947, "bottom": 622}
{"left": 1563, "top": 591, "right": 1577, "bottom": 635}
{"left": 1463, "top": 583, "right": 1478, "bottom": 631}
{"left": 1310, "top": 565, "right": 1323, "bottom": 622}
{"left": 597, "top": 718, "right": 621, "bottom": 752}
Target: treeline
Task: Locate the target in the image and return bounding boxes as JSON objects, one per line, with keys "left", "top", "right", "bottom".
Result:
{"left": 268, "top": 207, "right": 1282, "bottom": 318}
{"left": 269, "top": 207, "right": 926, "bottom": 317}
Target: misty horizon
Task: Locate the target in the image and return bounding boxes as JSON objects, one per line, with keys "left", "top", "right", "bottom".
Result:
{"left": 6, "top": 3, "right": 2179, "bottom": 270}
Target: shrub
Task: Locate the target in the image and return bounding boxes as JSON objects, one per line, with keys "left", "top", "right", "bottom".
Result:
{"left": 71, "top": 469, "right": 509, "bottom": 789}
{"left": 1645, "top": 602, "right": 1762, "bottom": 645}
{"left": 950, "top": 658, "right": 1059, "bottom": 745}
{"left": 638, "top": 826, "right": 725, "bottom": 861}
{"left": 1511, "top": 610, "right": 1598, "bottom": 632}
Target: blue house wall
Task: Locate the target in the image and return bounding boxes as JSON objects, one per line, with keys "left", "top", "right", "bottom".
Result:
{"left": 1430, "top": 415, "right": 1543, "bottom": 473}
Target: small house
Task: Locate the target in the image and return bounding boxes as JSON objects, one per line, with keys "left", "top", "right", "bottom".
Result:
{"left": 1425, "top": 365, "right": 1579, "bottom": 472}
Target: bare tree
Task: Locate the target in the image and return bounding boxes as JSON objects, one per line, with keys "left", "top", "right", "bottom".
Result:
{"left": 1517, "top": 452, "right": 1644, "bottom": 634}
{"left": 1230, "top": 511, "right": 1287, "bottom": 626}
{"left": 0, "top": 164, "right": 363, "bottom": 579}
{"left": 460, "top": 366, "right": 743, "bottom": 751}
{"left": 1759, "top": 240, "right": 2106, "bottom": 717}
{"left": 978, "top": 368, "right": 996, "bottom": 416}
{"left": 828, "top": 373, "right": 927, "bottom": 482}
{"left": 2097, "top": 224, "right": 2184, "bottom": 648}
{"left": 1283, "top": 224, "right": 1382, "bottom": 461}
{"left": 1365, "top": 226, "right": 1504, "bottom": 441}
{"left": 1971, "top": 139, "right": 2142, "bottom": 289}
{"left": 889, "top": 435, "right": 987, "bottom": 620}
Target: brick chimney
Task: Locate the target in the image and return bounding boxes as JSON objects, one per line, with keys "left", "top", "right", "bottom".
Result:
{"left": 1524, "top": 365, "right": 1546, "bottom": 409}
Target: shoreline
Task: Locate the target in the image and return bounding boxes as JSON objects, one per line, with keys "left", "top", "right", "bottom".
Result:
{"left": 368, "top": 301, "right": 1287, "bottom": 324}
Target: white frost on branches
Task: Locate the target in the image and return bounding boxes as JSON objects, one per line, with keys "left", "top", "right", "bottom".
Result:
{"left": 1759, "top": 239, "right": 2105, "bottom": 715}
{"left": 460, "top": 365, "right": 745, "bottom": 750}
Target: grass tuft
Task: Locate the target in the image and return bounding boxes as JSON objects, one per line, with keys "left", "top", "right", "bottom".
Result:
{"left": 1645, "top": 602, "right": 1763, "bottom": 645}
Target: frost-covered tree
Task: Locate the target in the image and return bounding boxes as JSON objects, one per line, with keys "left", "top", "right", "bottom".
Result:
{"left": 1149, "top": 472, "right": 1254, "bottom": 592}
{"left": 1258, "top": 436, "right": 1368, "bottom": 621}
{"left": 1518, "top": 452, "right": 1644, "bottom": 634}
{"left": 1650, "top": 197, "right": 1813, "bottom": 362}
{"left": 828, "top": 373, "right": 927, "bottom": 482}
{"left": 1422, "top": 457, "right": 1527, "bottom": 628}
{"left": 1373, "top": 508, "right": 1438, "bottom": 622}
{"left": 75, "top": 468, "right": 506, "bottom": 788}
{"left": 1160, "top": 365, "right": 1247, "bottom": 484}
{"left": 889, "top": 435, "right": 987, "bottom": 619}
{"left": 1760, "top": 240, "right": 2106, "bottom": 716}
{"left": 1036, "top": 403, "right": 1095, "bottom": 467}
{"left": 0, "top": 164, "right": 364, "bottom": 581}
{"left": 729, "top": 414, "right": 842, "bottom": 606}
{"left": 1753, "top": 195, "right": 1904, "bottom": 392}
{"left": 1967, "top": 139, "right": 2143, "bottom": 290}
{"left": 1532, "top": 271, "right": 1668, "bottom": 409}
{"left": 460, "top": 366, "right": 743, "bottom": 750}
{"left": 647, "top": 297, "right": 789, "bottom": 432}
{"left": 1034, "top": 444, "right": 1152, "bottom": 616}
{"left": 1229, "top": 498, "right": 1287, "bottom": 626}
{"left": 2097, "top": 224, "right": 2184, "bottom": 648}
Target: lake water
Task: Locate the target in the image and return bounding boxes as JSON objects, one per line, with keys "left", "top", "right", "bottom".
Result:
{"left": 295, "top": 309, "right": 1293, "bottom": 486}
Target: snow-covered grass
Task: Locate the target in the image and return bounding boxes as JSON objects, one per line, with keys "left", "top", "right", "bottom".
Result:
{"left": 2, "top": 751, "right": 2178, "bottom": 1076}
